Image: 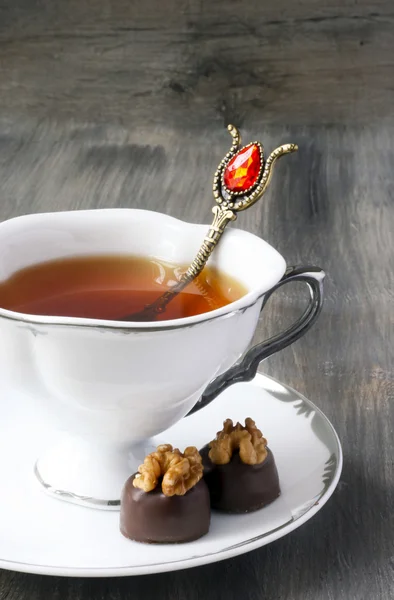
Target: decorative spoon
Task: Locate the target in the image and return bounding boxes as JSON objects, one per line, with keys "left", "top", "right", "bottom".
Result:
{"left": 121, "top": 124, "right": 297, "bottom": 322}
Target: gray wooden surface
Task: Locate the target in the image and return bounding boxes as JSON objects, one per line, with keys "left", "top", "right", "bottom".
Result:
{"left": 0, "top": 0, "right": 393, "bottom": 598}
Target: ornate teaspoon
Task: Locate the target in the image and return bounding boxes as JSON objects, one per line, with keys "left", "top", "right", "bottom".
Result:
{"left": 121, "top": 124, "right": 297, "bottom": 322}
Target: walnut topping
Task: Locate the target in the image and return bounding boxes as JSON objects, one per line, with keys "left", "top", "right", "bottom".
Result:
{"left": 208, "top": 418, "right": 268, "bottom": 465}
{"left": 132, "top": 444, "right": 203, "bottom": 497}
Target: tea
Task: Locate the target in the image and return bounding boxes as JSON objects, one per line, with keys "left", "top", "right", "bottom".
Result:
{"left": 0, "top": 255, "right": 247, "bottom": 321}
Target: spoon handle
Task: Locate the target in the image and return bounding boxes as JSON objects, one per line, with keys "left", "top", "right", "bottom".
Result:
{"left": 121, "top": 125, "right": 298, "bottom": 322}
{"left": 136, "top": 207, "right": 236, "bottom": 317}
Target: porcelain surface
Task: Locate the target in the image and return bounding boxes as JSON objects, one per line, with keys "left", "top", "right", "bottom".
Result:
{"left": 0, "top": 209, "right": 287, "bottom": 502}
{"left": 0, "top": 374, "right": 342, "bottom": 577}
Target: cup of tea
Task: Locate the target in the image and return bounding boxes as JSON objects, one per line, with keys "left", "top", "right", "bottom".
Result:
{"left": 0, "top": 208, "right": 324, "bottom": 508}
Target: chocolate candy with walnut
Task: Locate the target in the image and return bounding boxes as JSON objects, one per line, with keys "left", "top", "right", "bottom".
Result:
{"left": 200, "top": 419, "right": 280, "bottom": 513}
{"left": 120, "top": 444, "right": 210, "bottom": 543}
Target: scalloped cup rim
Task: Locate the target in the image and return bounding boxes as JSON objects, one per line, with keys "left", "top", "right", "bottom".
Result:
{"left": 0, "top": 208, "right": 287, "bottom": 330}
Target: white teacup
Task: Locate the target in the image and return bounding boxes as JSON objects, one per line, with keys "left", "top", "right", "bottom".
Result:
{"left": 0, "top": 209, "right": 324, "bottom": 508}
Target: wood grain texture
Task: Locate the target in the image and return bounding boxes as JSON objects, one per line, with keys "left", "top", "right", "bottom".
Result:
{"left": 0, "top": 0, "right": 394, "bottom": 598}
{"left": 1, "top": 0, "right": 394, "bottom": 127}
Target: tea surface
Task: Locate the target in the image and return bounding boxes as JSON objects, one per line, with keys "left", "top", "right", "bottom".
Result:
{"left": 0, "top": 255, "right": 247, "bottom": 321}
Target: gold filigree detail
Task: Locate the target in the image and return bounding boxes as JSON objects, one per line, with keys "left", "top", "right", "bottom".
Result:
{"left": 122, "top": 124, "right": 297, "bottom": 321}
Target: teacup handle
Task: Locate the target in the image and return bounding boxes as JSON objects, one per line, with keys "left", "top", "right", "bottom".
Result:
{"left": 187, "top": 265, "right": 325, "bottom": 416}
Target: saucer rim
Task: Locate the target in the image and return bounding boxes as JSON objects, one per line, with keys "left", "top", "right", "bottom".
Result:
{"left": 0, "top": 373, "right": 343, "bottom": 577}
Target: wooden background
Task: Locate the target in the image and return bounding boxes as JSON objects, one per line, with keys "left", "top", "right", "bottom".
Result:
{"left": 0, "top": 0, "right": 393, "bottom": 598}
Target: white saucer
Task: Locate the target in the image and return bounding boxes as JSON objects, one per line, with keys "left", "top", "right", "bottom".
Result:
{"left": 0, "top": 373, "right": 342, "bottom": 577}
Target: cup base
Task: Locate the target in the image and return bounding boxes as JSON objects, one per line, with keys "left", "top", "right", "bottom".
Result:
{"left": 34, "top": 462, "right": 122, "bottom": 510}
{"left": 34, "top": 434, "right": 156, "bottom": 510}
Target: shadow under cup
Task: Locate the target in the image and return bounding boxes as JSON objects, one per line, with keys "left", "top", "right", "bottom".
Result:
{"left": 0, "top": 208, "right": 324, "bottom": 508}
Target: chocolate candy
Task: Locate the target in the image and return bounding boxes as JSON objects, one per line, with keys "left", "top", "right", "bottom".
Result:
{"left": 200, "top": 445, "right": 280, "bottom": 513}
{"left": 120, "top": 475, "right": 211, "bottom": 544}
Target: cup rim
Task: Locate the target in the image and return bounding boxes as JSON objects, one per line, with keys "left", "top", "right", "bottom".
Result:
{"left": 0, "top": 209, "right": 287, "bottom": 331}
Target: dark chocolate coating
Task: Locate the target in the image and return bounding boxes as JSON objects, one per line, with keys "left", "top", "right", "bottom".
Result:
{"left": 120, "top": 475, "right": 211, "bottom": 544}
{"left": 200, "top": 445, "right": 280, "bottom": 513}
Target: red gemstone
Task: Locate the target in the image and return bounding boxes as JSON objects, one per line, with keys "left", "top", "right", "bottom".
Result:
{"left": 223, "top": 144, "right": 261, "bottom": 192}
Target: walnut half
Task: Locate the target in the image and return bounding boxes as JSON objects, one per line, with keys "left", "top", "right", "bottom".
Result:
{"left": 133, "top": 444, "right": 203, "bottom": 497}
{"left": 208, "top": 418, "right": 268, "bottom": 465}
